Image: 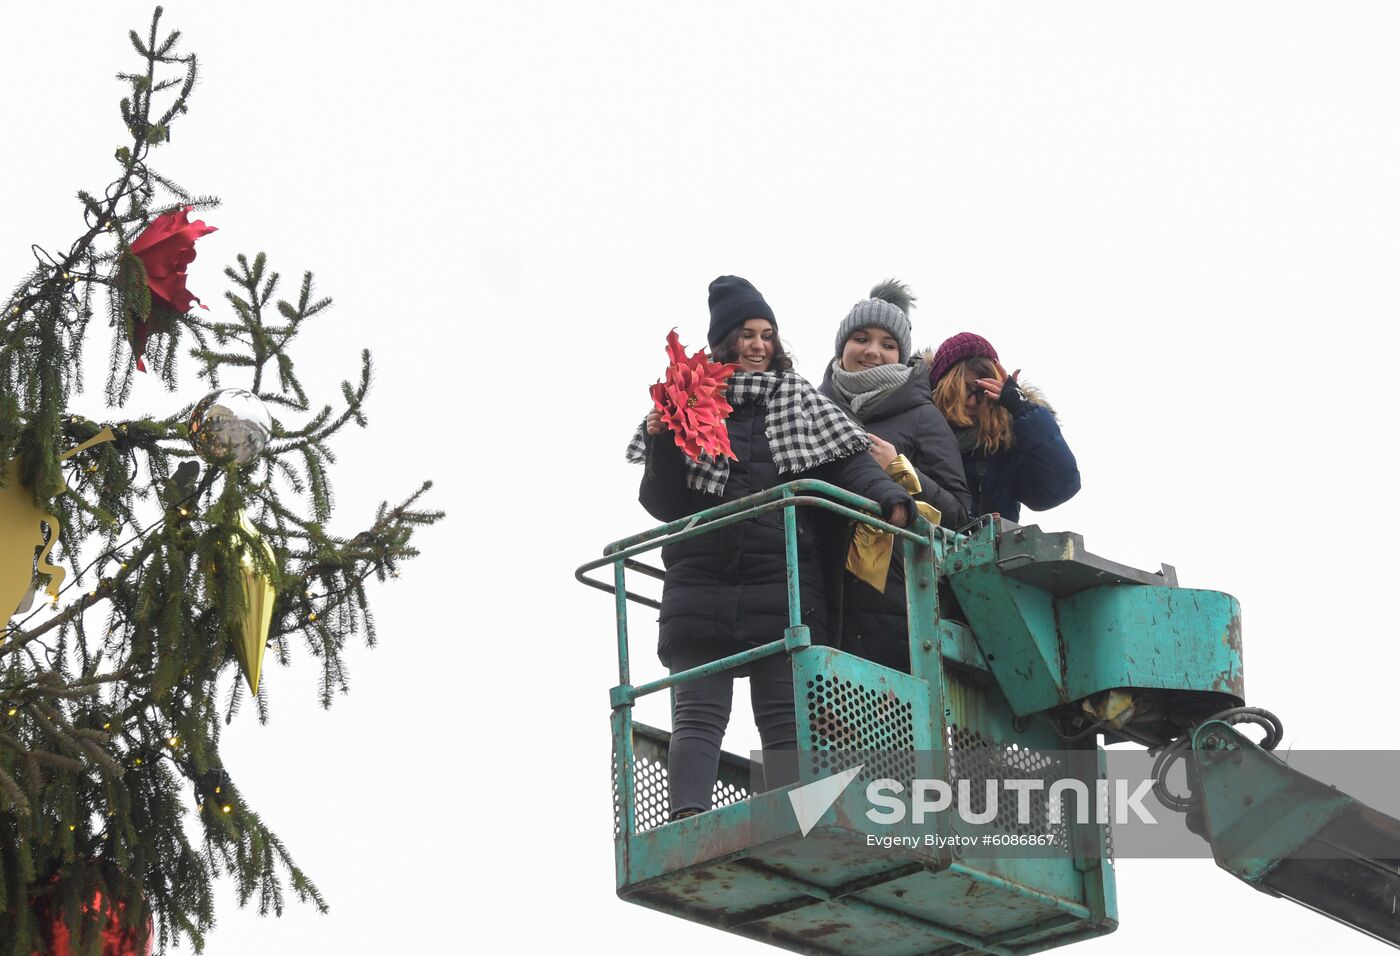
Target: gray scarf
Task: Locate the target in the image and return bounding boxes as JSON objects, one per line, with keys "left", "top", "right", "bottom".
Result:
{"left": 626, "top": 370, "right": 869, "bottom": 495}
{"left": 825, "top": 359, "right": 915, "bottom": 421}
{"left": 953, "top": 424, "right": 981, "bottom": 455}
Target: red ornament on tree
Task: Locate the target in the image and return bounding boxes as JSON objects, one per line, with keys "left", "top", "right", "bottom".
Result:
{"left": 128, "top": 205, "right": 216, "bottom": 371}
{"left": 33, "top": 890, "right": 152, "bottom": 956}
{"left": 650, "top": 329, "right": 739, "bottom": 462}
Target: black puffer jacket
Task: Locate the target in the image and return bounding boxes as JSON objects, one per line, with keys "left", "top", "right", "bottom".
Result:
{"left": 819, "top": 362, "right": 972, "bottom": 671}
{"left": 639, "top": 399, "right": 913, "bottom": 667}
{"left": 819, "top": 361, "right": 971, "bottom": 530}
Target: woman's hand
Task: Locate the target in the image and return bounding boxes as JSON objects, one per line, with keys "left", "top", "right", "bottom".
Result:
{"left": 976, "top": 368, "right": 1027, "bottom": 413}
{"left": 645, "top": 409, "right": 666, "bottom": 435}
{"left": 867, "top": 433, "right": 898, "bottom": 470}
{"left": 973, "top": 368, "right": 1019, "bottom": 402}
{"left": 888, "top": 503, "right": 910, "bottom": 527}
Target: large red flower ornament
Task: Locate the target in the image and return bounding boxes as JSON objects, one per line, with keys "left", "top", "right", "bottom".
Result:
{"left": 33, "top": 890, "right": 152, "bottom": 956}
{"left": 650, "top": 329, "right": 739, "bottom": 462}
{"left": 128, "top": 206, "right": 217, "bottom": 371}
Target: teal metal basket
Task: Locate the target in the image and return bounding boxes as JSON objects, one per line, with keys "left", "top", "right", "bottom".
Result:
{"left": 580, "top": 482, "right": 1125, "bottom": 954}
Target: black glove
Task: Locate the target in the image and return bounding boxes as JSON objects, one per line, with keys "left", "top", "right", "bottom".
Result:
{"left": 997, "top": 376, "right": 1029, "bottom": 415}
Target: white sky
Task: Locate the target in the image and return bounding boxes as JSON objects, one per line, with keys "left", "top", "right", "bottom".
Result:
{"left": 4, "top": 1, "right": 1400, "bottom": 952}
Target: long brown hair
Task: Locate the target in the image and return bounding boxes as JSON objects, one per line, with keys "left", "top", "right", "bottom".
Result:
{"left": 713, "top": 324, "right": 795, "bottom": 373}
{"left": 932, "top": 356, "right": 1014, "bottom": 454}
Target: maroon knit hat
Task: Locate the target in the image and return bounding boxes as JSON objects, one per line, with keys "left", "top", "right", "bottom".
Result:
{"left": 928, "top": 332, "right": 998, "bottom": 388}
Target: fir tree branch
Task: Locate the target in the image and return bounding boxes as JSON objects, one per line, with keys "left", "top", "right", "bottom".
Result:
{"left": 0, "top": 10, "right": 439, "bottom": 949}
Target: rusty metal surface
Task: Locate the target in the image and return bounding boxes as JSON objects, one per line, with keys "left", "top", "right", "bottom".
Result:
{"left": 995, "top": 525, "right": 1177, "bottom": 595}
{"left": 1058, "top": 586, "right": 1244, "bottom": 704}
{"left": 620, "top": 775, "right": 1114, "bottom": 954}
{"left": 593, "top": 492, "right": 1128, "bottom": 953}
{"left": 624, "top": 818, "right": 1108, "bottom": 955}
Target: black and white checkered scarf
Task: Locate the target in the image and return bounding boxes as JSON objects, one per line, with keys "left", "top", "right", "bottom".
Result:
{"left": 626, "top": 370, "right": 870, "bottom": 495}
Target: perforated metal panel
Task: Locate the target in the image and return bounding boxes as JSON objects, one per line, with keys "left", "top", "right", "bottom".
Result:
{"left": 946, "top": 724, "right": 1073, "bottom": 854}
{"left": 942, "top": 667, "right": 1115, "bottom": 864}
{"left": 793, "top": 646, "right": 932, "bottom": 784}
{"left": 613, "top": 723, "right": 751, "bottom": 837}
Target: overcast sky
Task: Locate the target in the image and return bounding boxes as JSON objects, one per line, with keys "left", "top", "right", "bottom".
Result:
{"left": 5, "top": 2, "right": 1400, "bottom": 952}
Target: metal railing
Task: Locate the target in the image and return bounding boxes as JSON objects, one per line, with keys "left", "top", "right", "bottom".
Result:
{"left": 575, "top": 479, "right": 934, "bottom": 836}
{"left": 575, "top": 478, "right": 929, "bottom": 699}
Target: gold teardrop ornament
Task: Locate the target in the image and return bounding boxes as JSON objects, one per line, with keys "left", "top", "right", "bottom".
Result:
{"left": 232, "top": 511, "right": 276, "bottom": 694}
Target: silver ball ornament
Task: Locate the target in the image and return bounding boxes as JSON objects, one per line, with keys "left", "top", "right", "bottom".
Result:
{"left": 188, "top": 388, "right": 271, "bottom": 466}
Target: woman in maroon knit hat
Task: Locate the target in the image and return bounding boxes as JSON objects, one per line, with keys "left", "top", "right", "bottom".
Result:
{"left": 925, "top": 332, "right": 1080, "bottom": 523}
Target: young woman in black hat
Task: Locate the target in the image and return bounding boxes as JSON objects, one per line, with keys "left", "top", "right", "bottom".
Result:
{"left": 626, "top": 275, "right": 914, "bottom": 820}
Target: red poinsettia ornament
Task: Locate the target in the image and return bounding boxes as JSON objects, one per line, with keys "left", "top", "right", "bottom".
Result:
{"left": 650, "top": 329, "right": 739, "bottom": 462}
{"left": 33, "top": 890, "right": 152, "bottom": 956}
{"left": 128, "top": 206, "right": 216, "bottom": 371}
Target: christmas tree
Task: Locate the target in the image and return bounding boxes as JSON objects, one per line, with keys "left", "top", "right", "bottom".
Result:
{"left": 0, "top": 9, "right": 440, "bottom": 952}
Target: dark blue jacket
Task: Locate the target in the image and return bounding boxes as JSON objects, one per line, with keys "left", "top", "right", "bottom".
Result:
{"left": 960, "top": 394, "right": 1080, "bottom": 523}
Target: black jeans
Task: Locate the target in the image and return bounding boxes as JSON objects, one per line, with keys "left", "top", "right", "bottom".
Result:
{"left": 667, "top": 643, "right": 799, "bottom": 817}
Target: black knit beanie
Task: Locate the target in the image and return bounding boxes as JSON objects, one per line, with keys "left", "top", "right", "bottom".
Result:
{"left": 707, "top": 275, "right": 777, "bottom": 349}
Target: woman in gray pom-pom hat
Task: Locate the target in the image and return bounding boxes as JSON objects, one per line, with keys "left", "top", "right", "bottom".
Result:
{"left": 819, "top": 279, "right": 971, "bottom": 671}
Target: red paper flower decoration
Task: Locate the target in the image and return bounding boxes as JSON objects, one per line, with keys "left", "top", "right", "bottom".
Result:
{"left": 128, "top": 206, "right": 217, "bottom": 371}
{"left": 33, "top": 890, "right": 152, "bottom": 956}
{"left": 650, "top": 329, "right": 739, "bottom": 462}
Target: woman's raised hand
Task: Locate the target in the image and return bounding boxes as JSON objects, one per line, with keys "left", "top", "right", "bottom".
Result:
{"left": 866, "top": 433, "right": 898, "bottom": 470}
{"left": 975, "top": 368, "right": 1022, "bottom": 406}
{"left": 645, "top": 409, "right": 666, "bottom": 435}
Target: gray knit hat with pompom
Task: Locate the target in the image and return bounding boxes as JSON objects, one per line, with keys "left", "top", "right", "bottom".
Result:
{"left": 834, "top": 279, "right": 916, "bottom": 362}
